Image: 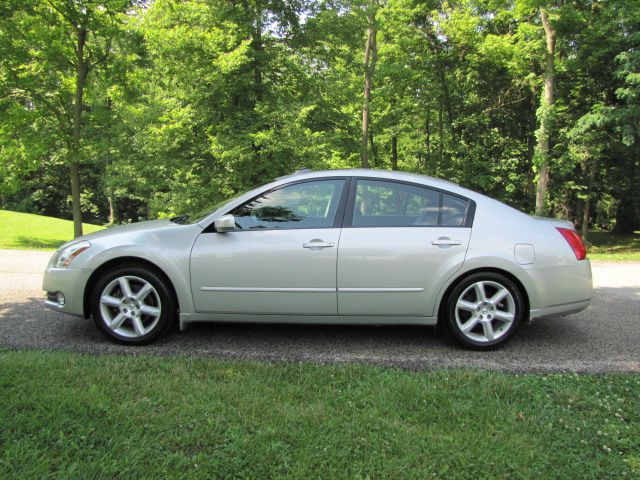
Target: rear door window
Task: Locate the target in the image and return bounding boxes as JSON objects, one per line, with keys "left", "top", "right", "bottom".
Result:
{"left": 350, "top": 179, "right": 470, "bottom": 227}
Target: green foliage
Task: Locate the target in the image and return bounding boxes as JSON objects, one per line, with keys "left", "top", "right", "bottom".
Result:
{"left": 0, "top": 0, "right": 141, "bottom": 224}
{"left": 0, "top": 0, "right": 639, "bottom": 231}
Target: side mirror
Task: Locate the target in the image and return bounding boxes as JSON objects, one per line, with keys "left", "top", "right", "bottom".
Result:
{"left": 214, "top": 214, "right": 236, "bottom": 233}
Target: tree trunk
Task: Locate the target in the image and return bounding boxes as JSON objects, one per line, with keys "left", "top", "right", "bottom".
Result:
{"left": 526, "top": 86, "right": 537, "bottom": 210}
{"left": 612, "top": 191, "right": 637, "bottom": 233}
{"left": 361, "top": 0, "right": 377, "bottom": 168}
{"left": 535, "top": 9, "right": 556, "bottom": 216}
{"left": 391, "top": 134, "right": 398, "bottom": 170}
{"left": 368, "top": 129, "right": 377, "bottom": 166}
{"left": 612, "top": 138, "right": 639, "bottom": 233}
{"left": 424, "top": 111, "right": 430, "bottom": 170}
{"left": 580, "top": 158, "right": 598, "bottom": 240}
{"left": 70, "top": 27, "right": 88, "bottom": 238}
{"left": 108, "top": 195, "right": 115, "bottom": 225}
{"left": 252, "top": 10, "right": 263, "bottom": 103}
{"left": 437, "top": 63, "right": 454, "bottom": 142}
{"left": 438, "top": 101, "right": 444, "bottom": 164}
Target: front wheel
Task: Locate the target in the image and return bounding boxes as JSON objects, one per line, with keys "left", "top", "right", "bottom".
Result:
{"left": 443, "top": 272, "right": 525, "bottom": 350}
{"left": 91, "top": 264, "right": 176, "bottom": 345}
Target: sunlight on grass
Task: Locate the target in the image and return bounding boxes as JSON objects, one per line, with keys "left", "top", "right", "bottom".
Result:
{"left": 0, "top": 210, "right": 104, "bottom": 250}
{"left": 586, "top": 231, "right": 640, "bottom": 261}
{"left": 0, "top": 350, "right": 638, "bottom": 478}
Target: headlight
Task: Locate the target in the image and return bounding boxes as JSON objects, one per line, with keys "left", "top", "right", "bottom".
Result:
{"left": 52, "top": 240, "right": 92, "bottom": 268}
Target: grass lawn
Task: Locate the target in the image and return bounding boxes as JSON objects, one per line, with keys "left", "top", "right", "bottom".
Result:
{"left": 0, "top": 210, "right": 104, "bottom": 250}
{"left": 586, "top": 230, "right": 640, "bottom": 261}
{"left": 0, "top": 350, "right": 638, "bottom": 479}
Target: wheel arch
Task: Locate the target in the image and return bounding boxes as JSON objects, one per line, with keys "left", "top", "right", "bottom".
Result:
{"left": 83, "top": 256, "right": 180, "bottom": 318}
{"left": 436, "top": 267, "right": 530, "bottom": 323}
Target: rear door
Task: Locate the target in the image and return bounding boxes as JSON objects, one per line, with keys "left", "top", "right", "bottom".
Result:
{"left": 337, "top": 178, "right": 473, "bottom": 317}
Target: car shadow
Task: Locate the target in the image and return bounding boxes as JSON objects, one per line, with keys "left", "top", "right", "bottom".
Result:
{"left": 0, "top": 295, "right": 452, "bottom": 349}
{"left": 0, "top": 286, "right": 638, "bottom": 372}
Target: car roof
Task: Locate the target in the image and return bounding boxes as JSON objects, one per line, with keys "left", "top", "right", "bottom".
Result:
{"left": 275, "top": 168, "right": 472, "bottom": 197}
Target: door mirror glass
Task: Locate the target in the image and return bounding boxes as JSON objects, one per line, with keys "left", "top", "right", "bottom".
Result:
{"left": 214, "top": 214, "right": 236, "bottom": 232}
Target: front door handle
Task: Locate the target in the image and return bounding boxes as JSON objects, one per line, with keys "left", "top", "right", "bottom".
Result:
{"left": 303, "top": 239, "right": 335, "bottom": 249}
{"left": 432, "top": 237, "right": 461, "bottom": 246}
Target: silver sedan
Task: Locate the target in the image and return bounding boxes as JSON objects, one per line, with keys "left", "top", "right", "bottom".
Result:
{"left": 43, "top": 169, "right": 592, "bottom": 349}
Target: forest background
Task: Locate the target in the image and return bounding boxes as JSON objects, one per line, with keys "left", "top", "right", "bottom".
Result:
{"left": 0, "top": 0, "right": 638, "bottom": 238}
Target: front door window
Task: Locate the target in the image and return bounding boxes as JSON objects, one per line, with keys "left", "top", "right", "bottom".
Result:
{"left": 231, "top": 179, "right": 345, "bottom": 230}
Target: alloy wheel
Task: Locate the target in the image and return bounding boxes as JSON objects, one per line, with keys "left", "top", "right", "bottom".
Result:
{"left": 99, "top": 275, "right": 162, "bottom": 338}
{"left": 454, "top": 280, "right": 516, "bottom": 343}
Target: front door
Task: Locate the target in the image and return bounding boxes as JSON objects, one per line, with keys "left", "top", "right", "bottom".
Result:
{"left": 190, "top": 178, "right": 346, "bottom": 315}
{"left": 337, "top": 178, "right": 472, "bottom": 317}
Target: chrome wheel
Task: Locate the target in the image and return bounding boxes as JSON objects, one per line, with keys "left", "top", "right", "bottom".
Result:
{"left": 99, "top": 275, "right": 162, "bottom": 338}
{"left": 454, "top": 280, "right": 516, "bottom": 343}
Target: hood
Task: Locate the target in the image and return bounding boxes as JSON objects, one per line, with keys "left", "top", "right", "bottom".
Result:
{"left": 66, "top": 219, "right": 176, "bottom": 246}
{"left": 85, "top": 219, "right": 173, "bottom": 240}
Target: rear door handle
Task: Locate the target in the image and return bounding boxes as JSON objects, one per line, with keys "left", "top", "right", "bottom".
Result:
{"left": 303, "top": 239, "right": 334, "bottom": 249}
{"left": 431, "top": 237, "right": 461, "bottom": 246}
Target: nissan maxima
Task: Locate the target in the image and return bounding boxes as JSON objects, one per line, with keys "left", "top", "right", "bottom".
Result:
{"left": 43, "top": 169, "right": 592, "bottom": 349}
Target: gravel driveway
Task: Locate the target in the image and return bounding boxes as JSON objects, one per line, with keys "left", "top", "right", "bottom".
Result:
{"left": 1, "top": 249, "right": 638, "bottom": 373}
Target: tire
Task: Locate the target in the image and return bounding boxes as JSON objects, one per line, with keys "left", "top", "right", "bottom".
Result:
{"left": 443, "top": 272, "right": 525, "bottom": 350}
{"left": 91, "top": 264, "right": 176, "bottom": 345}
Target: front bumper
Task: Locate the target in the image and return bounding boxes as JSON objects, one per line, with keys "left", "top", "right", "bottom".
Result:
{"left": 43, "top": 267, "right": 92, "bottom": 317}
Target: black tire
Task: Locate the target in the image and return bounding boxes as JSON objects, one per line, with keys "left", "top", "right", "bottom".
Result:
{"left": 91, "top": 264, "right": 176, "bottom": 345}
{"left": 443, "top": 272, "right": 525, "bottom": 350}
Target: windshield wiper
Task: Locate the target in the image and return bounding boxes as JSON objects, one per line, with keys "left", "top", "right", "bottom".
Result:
{"left": 170, "top": 214, "right": 190, "bottom": 224}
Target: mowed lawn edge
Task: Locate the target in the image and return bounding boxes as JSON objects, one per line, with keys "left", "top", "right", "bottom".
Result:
{"left": 586, "top": 231, "right": 640, "bottom": 261}
{"left": 0, "top": 349, "right": 638, "bottom": 479}
{"left": 0, "top": 210, "right": 104, "bottom": 250}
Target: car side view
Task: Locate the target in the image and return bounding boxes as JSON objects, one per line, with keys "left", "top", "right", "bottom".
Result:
{"left": 43, "top": 169, "right": 592, "bottom": 350}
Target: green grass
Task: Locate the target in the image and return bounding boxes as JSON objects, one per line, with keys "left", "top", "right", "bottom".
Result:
{"left": 0, "top": 350, "right": 638, "bottom": 479}
{"left": 0, "top": 210, "right": 104, "bottom": 250}
{"left": 586, "top": 230, "right": 640, "bottom": 261}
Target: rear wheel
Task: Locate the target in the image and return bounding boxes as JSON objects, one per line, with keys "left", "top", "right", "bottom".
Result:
{"left": 443, "top": 272, "right": 524, "bottom": 350}
{"left": 91, "top": 264, "right": 176, "bottom": 345}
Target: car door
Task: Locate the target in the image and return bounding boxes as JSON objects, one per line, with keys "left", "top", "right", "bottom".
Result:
{"left": 190, "top": 178, "right": 347, "bottom": 315}
{"left": 337, "top": 178, "right": 473, "bottom": 317}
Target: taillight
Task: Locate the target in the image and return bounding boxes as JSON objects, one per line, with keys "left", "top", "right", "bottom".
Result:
{"left": 556, "top": 227, "right": 587, "bottom": 260}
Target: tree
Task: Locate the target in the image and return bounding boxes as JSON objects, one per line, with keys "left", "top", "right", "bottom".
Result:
{"left": 361, "top": 0, "right": 378, "bottom": 168}
{"left": 610, "top": 45, "right": 640, "bottom": 233}
{"left": 534, "top": 7, "right": 556, "bottom": 216}
{"left": 1, "top": 0, "right": 637, "bottom": 234}
{"left": 0, "top": 0, "right": 133, "bottom": 236}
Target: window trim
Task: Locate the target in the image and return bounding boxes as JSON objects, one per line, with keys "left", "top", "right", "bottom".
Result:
{"left": 343, "top": 177, "right": 476, "bottom": 229}
{"left": 204, "top": 177, "right": 351, "bottom": 233}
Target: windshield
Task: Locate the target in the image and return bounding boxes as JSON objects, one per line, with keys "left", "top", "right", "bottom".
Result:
{"left": 186, "top": 186, "right": 260, "bottom": 224}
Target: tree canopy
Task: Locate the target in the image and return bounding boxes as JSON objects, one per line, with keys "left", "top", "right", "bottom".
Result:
{"left": 1, "top": 0, "right": 638, "bottom": 235}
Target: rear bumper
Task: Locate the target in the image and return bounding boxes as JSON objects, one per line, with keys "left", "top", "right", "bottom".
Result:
{"left": 515, "top": 259, "right": 592, "bottom": 320}
{"left": 42, "top": 267, "right": 92, "bottom": 317}
{"left": 529, "top": 298, "right": 591, "bottom": 320}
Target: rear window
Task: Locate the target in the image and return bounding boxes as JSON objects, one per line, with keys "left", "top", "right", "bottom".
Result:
{"left": 441, "top": 193, "right": 469, "bottom": 226}
{"left": 351, "top": 179, "right": 470, "bottom": 228}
